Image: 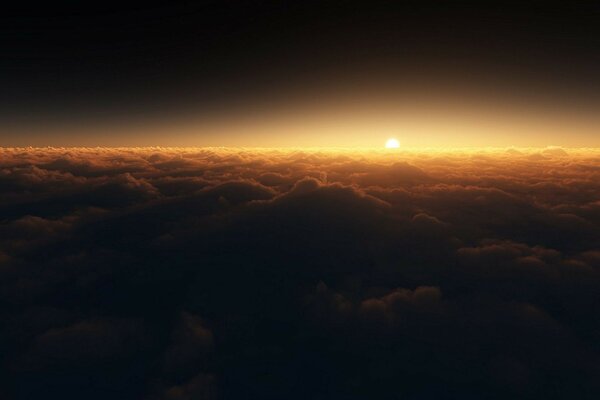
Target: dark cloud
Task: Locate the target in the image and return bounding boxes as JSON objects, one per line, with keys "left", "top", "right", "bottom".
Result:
{"left": 1, "top": 147, "right": 599, "bottom": 399}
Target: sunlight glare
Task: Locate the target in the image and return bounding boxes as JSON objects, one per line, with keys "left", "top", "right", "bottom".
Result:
{"left": 385, "top": 138, "right": 400, "bottom": 149}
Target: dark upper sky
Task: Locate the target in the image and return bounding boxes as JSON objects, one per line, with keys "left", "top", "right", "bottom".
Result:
{"left": 1, "top": 1, "right": 599, "bottom": 142}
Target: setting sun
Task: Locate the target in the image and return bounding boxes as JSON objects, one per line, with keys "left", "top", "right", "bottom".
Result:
{"left": 3, "top": 2, "right": 600, "bottom": 399}
{"left": 385, "top": 138, "right": 400, "bottom": 148}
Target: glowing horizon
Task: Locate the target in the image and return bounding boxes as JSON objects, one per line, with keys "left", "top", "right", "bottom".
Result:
{"left": 4, "top": 82, "right": 599, "bottom": 149}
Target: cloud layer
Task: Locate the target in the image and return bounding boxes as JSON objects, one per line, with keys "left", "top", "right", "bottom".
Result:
{"left": 1, "top": 147, "right": 599, "bottom": 399}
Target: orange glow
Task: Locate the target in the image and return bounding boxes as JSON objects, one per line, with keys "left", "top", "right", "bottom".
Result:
{"left": 3, "top": 84, "right": 599, "bottom": 149}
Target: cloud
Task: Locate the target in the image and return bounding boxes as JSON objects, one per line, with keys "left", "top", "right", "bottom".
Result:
{"left": 163, "top": 312, "right": 214, "bottom": 378}
{"left": 17, "top": 318, "right": 147, "bottom": 369}
{"left": 1, "top": 147, "right": 600, "bottom": 399}
{"left": 358, "top": 286, "right": 443, "bottom": 326}
{"left": 160, "top": 373, "right": 216, "bottom": 400}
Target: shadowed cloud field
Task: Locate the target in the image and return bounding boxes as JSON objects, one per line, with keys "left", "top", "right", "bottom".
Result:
{"left": 1, "top": 147, "right": 599, "bottom": 399}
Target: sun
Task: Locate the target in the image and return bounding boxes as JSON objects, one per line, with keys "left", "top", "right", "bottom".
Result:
{"left": 385, "top": 138, "right": 400, "bottom": 149}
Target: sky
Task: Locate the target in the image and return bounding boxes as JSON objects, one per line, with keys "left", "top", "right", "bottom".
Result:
{"left": 1, "top": 1, "right": 599, "bottom": 147}
{"left": 2, "top": 4, "right": 600, "bottom": 398}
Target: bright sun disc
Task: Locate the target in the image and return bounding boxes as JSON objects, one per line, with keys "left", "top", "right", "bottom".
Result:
{"left": 385, "top": 138, "right": 400, "bottom": 149}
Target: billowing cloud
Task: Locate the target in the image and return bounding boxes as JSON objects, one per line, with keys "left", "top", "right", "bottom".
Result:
{"left": 1, "top": 147, "right": 599, "bottom": 399}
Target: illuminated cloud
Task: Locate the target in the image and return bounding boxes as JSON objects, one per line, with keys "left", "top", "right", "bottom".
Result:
{"left": 1, "top": 147, "right": 599, "bottom": 399}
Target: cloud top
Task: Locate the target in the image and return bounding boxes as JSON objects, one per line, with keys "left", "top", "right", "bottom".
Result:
{"left": 1, "top": 147, "right": 599, "bottom": 399}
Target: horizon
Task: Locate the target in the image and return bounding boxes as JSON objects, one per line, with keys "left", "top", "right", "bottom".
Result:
{"left": 2, "top": 2, "right": 600, "bottom": 399}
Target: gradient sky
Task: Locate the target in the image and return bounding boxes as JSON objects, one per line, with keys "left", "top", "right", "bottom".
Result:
{"left": 2, "top": 1, "right": 599, "bottom": 147}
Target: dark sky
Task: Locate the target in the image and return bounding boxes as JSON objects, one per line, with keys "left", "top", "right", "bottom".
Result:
{"left": 3, "top": 1, "right": 599, "bottom": 108}
{"left": 1, "top": 1, "right": 599, "bottom": 142}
